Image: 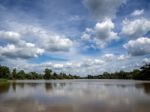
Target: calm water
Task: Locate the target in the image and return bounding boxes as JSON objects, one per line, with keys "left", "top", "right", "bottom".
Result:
{"left": 0, "top": 80, "right": 150, "bottom": 112}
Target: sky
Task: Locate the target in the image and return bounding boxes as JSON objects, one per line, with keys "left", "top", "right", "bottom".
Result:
{"left": 0, "top": 0, "right": 150, "bottom": 76}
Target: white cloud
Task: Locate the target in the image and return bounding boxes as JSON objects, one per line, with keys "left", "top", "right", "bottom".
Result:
{"left": 83, "top": 0, "right": 126, "bottom": 20}
{"left": 38, "top": 58, "right": 105, "bottom": 70}
{"left": 131, "top": 9, "right": 144, "bottom": 16}
{"left": 82, "top": 58, "right": 105, "bottom": 67}
{"left": 95, "top": 19, "right": 119, "bottom": 48}
{"left": 81, "top": 33, "right": 91, "bottom": 40}
{"left": 81, "top": 19, "right": 119, "bottom": 48}
{"left": 53, "top": 64, "right": 64, "bottom": 69}
{"left": 0, "top": 30, "right": 45, "bottom": 59}
{"left": 18, "top": 25, "right": 74, "bottom": 52}
{"left": 123, "top": 37, "right": 150, "bottom": 56}
{"left": 122, "top": 18, "right": 150, "bottom": 38}
{"left": 81, "top": 28, "right": 94, "bottom": 41}
{"left": 1, "top": 53, "right": 147, "bottom": 76}
{"left": 65, "top": 62, "right": 81, "bottom": 68}
{"left": 102, "top": 53, "right": 115, "bottom": 61}
{"left": 0, "top": 31, "right": 21, "bottom": 44}
{"left": 143, "top": 58, "right": 150, "bottom": 64}
{"left": 102, "top": 53, "right": 130, "bottom": 61}
{"left": 40, "top": 35, "right": 73, "bottom": 52}
{"left": 0, "top": 43, "right": 44, "bottom": 59}
{"left": 117, "top": 54, "right": 130, "bottom": 60}
{"left": 0, "top": 23, "right": 75, "bottom": 61}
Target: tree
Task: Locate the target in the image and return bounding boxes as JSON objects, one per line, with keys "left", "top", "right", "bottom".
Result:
{"left": 53, "top": 72, "right": 58, "bottom": 79}
{"left": 16, "top": 70, "right": 26, "bottom": 79}
{"left": 43, "top": 68, "right": 52, "bottom": 79}
{"left": 140, "top": 63, "right": 150, "bottom": 80}
{"left": 131, "top": 69, "right": 140, "bottom": 79}
{"left": 12, "top": 68, "right": 17, "bottom": 80}
{"left": 0, "top": 65, "right": 10, "bottom": 79}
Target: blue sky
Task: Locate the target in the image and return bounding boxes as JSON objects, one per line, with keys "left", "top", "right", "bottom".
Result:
{"left": 0, "top": 0, "right": 150, "bottom": 76}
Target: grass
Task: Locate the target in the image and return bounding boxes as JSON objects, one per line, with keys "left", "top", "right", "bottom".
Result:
{"left": 0, "top": 78, "right": 8, "bottom": 84}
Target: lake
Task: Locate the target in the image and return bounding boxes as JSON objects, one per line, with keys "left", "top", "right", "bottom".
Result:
{"left": 0, "top": 79, "right": 150, "bottom": 112}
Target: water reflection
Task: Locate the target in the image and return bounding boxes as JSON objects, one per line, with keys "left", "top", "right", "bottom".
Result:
{"left": 0, "top": 83, "right": 10, "bottom": 94}
{"left": 12, "top": 82, "right": 16, "bottom": 92}
{"left": 0, "top": 80, "right": 150, "bottom": 112}
{"left": 45, "top": 83, "right": 52, "bottom": 91}
{"left": 135, "top": 83, "right": 150, "bottom": 95}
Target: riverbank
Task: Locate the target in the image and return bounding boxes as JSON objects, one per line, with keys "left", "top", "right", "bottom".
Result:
{"left": 0, "top": 79, "right": 8, "bottom": 84}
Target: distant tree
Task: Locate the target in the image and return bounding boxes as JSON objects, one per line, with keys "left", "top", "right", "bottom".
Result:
{"left": 16, "top": 70, "right": 26, "bottom": 79}
{"left": 43, "top": 68, "right": 52, "bottom": 79}
{"left": 0, "top": 63, "right": 150, "bottom": 80}
{"left": 53, "top": 72, "right": 58, "bottom": 79}
{"left": 12, "top": 68, "right": 17, "bottom": 80}
{"left": 102, "top": 72, "right": 111, "bottom": 79}
{"left": 140, "top": 63, "right": 150, "bottom": 80}
{"left": 87, "top": 75, "right": 93, "bottom": 79}
{"left": 131, "top": 69, "right": 141, "bottom": 79}
{"left": 0, "top": 65, "right": 10, "bottom": 79}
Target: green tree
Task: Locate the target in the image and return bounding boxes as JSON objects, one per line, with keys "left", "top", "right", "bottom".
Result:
{"left": 131, "top": 69, "right": 140, "bottom": 79}
{"left": 43, "top": 68, "right": 52, "bottom": 79}
{"left": 140, "top": 64, "right": 150, "bottom": 80}
{"left": 16, "top": 70, "right": 26, "bottom": 79}
{"left": 0, "top": 65, "right": 10, "bottom": 79}
{"left": 12, "top": 68, "right": 17, "bottom": 80}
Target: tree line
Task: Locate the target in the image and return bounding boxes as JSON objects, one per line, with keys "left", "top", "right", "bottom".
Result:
{"left": 0, "top": 63, "right": 150, "bottom": 80}
{"left": 86, "top": 63, "right": 150, "bottom": 80}
{"left": 0, "top": 67, "right": 80, "bottom": 80}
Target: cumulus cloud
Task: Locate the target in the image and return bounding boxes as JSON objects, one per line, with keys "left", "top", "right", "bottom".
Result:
{"left": 53, "top": 64, "right": 64, "bottom": 69}
{"left": 83, "top": 0, "right": 126, "bottom": 20}
{"left": 143, "top": 58, "right": 150, "bottom": 64}
{"left": 0, "top": 43, "right": 44, "bottom": 59}
{"left": 0, "top": 30, "right": 44, "bottom": 59}
{"left": 0, "top": 23, "right": 74, "bottom": 61}
{"left": 81, "top": 28, "right": 94, "bottom": 41}
{"left": 95, "top": 19, "right": 119, "bottom": 47}
{"left": 81, "top": 19, "right": 118, "bottom": 48}
{"left": 117, "top": 54, "right": 130, "bottom": 60}
{"left": 1, "top": 52, "right": 145, "bottom": 76}
{"left": 17, "top": 25, "right": 73, "bottom": 52}
{"left": 0, "top": 31, "right": 21, "bottom": 44}
{"left": 131, "top": 9, "right": 144, "bottom": 16}
{"left": 40, "top": 35, "right": 73, "bottom": 52}
{"left": 101, "top": 53, "right": 130, "bottom": 61}
{"left": 122, "top": 18, "right": 150, "bottom": 38}
{"left": 82, "top": 58, "right": 105, "bottom": 67}
{"left": 6, "top": 58, "right": 104, "bottom": 74}
{"left": 65, "top": 62, "right": 81, "bottom": 68}
{"left": 123, "top": 37, "right": 150, "bottom": 56}
{"left": 102, "top": 53, "right": 115, "bottom": 61}
{"left": 37, "top": 58, "right": 105, "bottom": 70}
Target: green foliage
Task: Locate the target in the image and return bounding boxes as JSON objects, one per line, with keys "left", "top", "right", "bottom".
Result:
{"left": 140, "top": 64, "right": 150, "bottom": 80}
{"left": 0, "top": 65, "right": 10, "bottom": 79}
{"left": 131, "top": 69, "right": 141, "bottom": 79}
{"left": 12, "top": 68, "right": 17, "bottom": 80}
{"left": 0, "top": 79, "right": 8, "bottom": 84}
{"left": 85, "top": 63, "right": 150, "bottom": 80}
{"left": 43, "top": 68, "right": 52, "bottom": 79}
{"left": 0, "top": 63, "right": 149, "bottom": 80}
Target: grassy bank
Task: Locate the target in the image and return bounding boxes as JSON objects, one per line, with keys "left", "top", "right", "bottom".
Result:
{"left": 0, "top": 79, "right": 8, "bottom": 84}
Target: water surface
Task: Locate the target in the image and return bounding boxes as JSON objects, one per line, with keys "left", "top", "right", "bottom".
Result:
{"left": 0, "top": 79, "right": 150, "bottom": 112}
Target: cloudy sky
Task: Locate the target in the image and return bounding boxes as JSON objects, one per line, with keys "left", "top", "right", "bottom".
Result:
{"left": 0, "top": 0, "right": 150, "bottom": 76}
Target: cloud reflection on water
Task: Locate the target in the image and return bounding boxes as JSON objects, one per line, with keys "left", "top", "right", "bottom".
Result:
{"left": 0, "top": 80, "right": 150, "bottom": 112}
